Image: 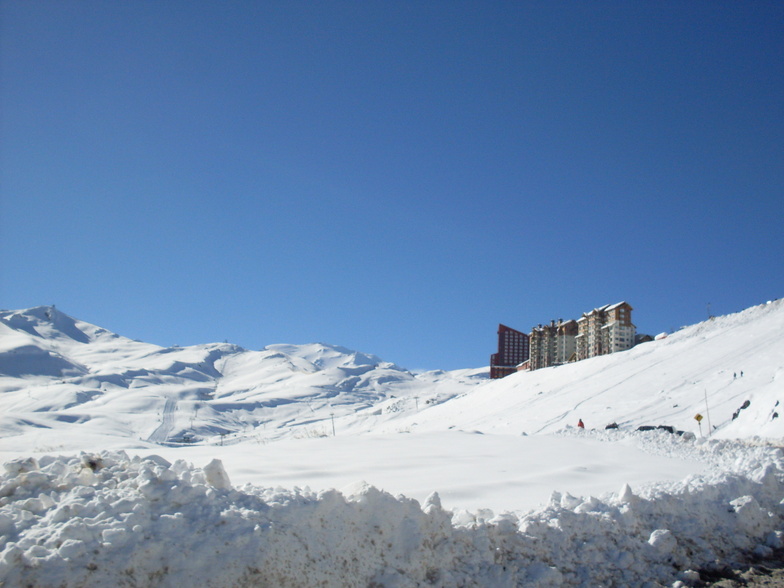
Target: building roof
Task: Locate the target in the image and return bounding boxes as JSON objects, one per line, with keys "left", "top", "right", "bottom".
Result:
{"left": 498, "top": 323, "right": 527, "bottom": 335}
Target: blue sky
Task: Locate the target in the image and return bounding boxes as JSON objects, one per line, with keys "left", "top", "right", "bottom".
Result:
{"left": 2, "top": 1, "right": 782, "bottom": 370}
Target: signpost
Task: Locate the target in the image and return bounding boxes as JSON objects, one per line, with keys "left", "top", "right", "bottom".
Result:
{"left": 694, "top": 413, "right": 703, "bottom": 437}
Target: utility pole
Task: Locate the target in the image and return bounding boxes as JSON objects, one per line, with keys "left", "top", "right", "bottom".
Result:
{"left": 704, "top": 389, "right": 713, "bottom": 436}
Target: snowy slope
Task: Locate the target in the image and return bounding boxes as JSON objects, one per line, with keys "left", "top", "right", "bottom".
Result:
{"left": 4, "top": 300, "right": 781, "bottom": 447}
{"left": 380, "top": 298, "right": 784, "bottom": 440}
{"left": 0, "top": 306, "right": 482, "bottom": 448}
{"left": 1, "top": 299, "right": 782, "bottom": 450}
{"left": 1, "top": 299, "right": 784, "bottom": 587}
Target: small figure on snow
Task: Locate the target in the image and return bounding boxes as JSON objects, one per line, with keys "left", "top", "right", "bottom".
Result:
{"left": 577, "top": 419, "right": 585, "bottom": 429}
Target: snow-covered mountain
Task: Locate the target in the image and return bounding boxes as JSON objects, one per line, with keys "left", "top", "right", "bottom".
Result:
{"left": 2, "top": 299, "right": 784, "bottom": 587}
{"left": 2, "top": 298, "right": 781, "bottom": 448}
{"left": 0, "top": 305, "right": 484, "bottom": 447}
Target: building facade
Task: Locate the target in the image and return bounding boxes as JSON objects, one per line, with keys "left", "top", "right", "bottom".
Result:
{"left": 602, "top": 302, "right": 636, "bottom": 354}
{"left": 491, "top": 302, "right": 635, "bottom": 377}
{"left": 556, "top": 319, "right": 578, "bottom": 364}
{"left": 490, "top": 324, "right": 530, "bottom": 379}
{"left": 529, "top": 322, "right": 556, "bottom": 371}
{"left": 529, "top": 319, "right": 578, "bottom": 370}
{"left": 575, "top": 302, "right": 635, "bottom": 360}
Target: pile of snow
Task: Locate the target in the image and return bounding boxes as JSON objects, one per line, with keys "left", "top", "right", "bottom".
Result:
{"left": 2, "top": 431, "right": 783, "bottom": 587}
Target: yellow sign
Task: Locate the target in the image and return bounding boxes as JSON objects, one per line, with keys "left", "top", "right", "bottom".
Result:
{"left": 694, "top": 413, "right": 703, "bottom": 422}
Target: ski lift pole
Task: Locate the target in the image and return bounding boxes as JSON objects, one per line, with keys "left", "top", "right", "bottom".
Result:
{"left": 704, "top": 389, "right": 712, "bottom": 437}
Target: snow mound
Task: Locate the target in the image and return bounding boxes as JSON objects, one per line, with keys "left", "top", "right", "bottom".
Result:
{"left": 2, "top": 436, "right": 783, "bottom": 587}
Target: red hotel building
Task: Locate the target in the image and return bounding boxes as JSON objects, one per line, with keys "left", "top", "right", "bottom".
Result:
{"left": 490, "top": 324, "right": 530, "bottom": 379}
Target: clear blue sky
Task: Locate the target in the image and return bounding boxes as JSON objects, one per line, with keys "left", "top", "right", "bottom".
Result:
{"left": 2, "top": 1, "right": 782, "bottom": 370}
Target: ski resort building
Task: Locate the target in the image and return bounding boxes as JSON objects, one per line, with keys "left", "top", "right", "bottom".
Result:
{"left": 530, "top": 319, "right": 579, "bottom": 371}
{"left": 575, "top": 302, "right": 636, "bottom": 360}
{"left": 529, "top": 323, "right": 555, "bottom": 372}
{"left": 492, "top": 302, "right": 635, "bottom": 377}
{"left": 556, "top": 319, "right": 579, "bottom": 363}
{"left": 490, "top": 324, "right": 530, "bottom": 379}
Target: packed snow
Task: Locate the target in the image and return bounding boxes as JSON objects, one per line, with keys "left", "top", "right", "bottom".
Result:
{"left": 1, "top": 299, "right": 783, "bottom": 586}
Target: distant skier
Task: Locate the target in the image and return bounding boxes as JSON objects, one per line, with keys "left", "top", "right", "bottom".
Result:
{"left": 577, "top": 419, "right": 585, "bottom": 429}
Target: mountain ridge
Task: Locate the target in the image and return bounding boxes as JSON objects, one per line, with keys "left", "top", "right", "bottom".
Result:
{"left": 0, "top": 305, "right": 482, "bottom": 446}
{"left": 1, "top": 299, "right": 782, "bottom": 448}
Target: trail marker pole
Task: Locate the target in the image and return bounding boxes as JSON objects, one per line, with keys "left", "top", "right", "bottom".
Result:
{"left": 330, "top": 413, "right": 336, "bottom": 437}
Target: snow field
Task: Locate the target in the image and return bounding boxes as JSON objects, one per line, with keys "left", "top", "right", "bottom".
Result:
{"left": 2, "top": 430, "right": 783, "bottom": 587}
{"left": 2, "top": 300, "right": 784, "bottom": 585}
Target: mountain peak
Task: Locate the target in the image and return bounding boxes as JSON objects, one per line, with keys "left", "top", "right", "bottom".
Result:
{"left": 1, "top": 306, "right": 92, "bottom": 344}
{"left": 262, "top": 342, "right": 386, "bottom": 370}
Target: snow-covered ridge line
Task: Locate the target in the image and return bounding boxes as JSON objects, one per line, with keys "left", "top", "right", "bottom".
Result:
{"left": 1, "top": 305, "right": 489, "bottom": 444}
{"left": 2, "top": 433, "right": 783, "bottom": 588}
{"left": 4, "top": 298, "right": 783, "bottom": 446}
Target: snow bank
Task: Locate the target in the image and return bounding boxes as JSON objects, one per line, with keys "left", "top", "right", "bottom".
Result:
{"left": 2, "top": 434, "right": 783, "bottom": 587}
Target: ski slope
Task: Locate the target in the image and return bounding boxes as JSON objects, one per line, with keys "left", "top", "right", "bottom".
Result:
{"left": 1, "top": 299, "right": 782, "bottom": 586}
{"left": 388, "top": 298, "right": 784, "bottom": 440}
